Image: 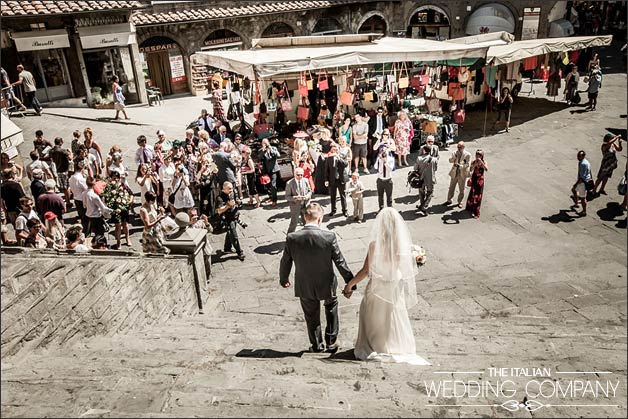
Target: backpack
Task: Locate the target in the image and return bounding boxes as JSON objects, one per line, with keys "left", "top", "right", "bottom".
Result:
{"left": 407, "top": 170, "right": 424, "bottom": 189}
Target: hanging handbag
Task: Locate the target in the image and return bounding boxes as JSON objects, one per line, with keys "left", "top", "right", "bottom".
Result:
{"left": 244, "top": 100, "right": 254, "bottom": 114}
{"left": 297, "top": 97, "right": 310, "bottom": 121}
{"left": 410, "top": 74, "right": 421, "bottom": 89}
{"left": 306, "top": 71, "right": 314, "bottom": 90}
{"left": 425, "top": 92, "right": 441, "bottom": 113}
{"left": 281, "top": 97, "right": 293, "bottom": 112}
{"left": 398, "top": 62, "right": 409, "bottom": 89}
{"left": 298, "top": 72, "right": 308, "bottom": 96}
{"left": 254, "top": 123, "right": 271, "bottom": 139}
{"left": 276, "top": 81, "right": 288, "bottom": 99}
{"left": 260, "top": 174, "right": 271, "bottom": 185}
{"left": 363, "top": 91, "right": 374, "bottom": 102}
{"left": 453, "top": 108, "right": 466, "bottom": 124}
{"left": 340, "top": 86, "right": 354, "bottom": 106}
{"left": 318, "top": 71, "right": 329, "bottom": 91}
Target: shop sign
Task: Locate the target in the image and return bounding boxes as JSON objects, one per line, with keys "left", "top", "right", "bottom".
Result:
{"left": 204, "top": 36, "right": 242, "bottom": 47}
{"left": 139, "top": 43, "right": 178, "bottom": 53}
{"left": 12, "top": 29, "right": 70, "bottom": 52}
{"left": 522, "top": 7, "right": 540, "bottom": 40}
{"left": 80, "top": 32, "right": 135, "bottom": 49}
{"left": 169, "top": 54, "right": 186, "bottom": 83}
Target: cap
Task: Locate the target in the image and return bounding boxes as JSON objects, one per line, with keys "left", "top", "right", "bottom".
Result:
{"left": 32, "top": 168, "right": 44, "bottom": 177}
{"left": 172, "top": 140, "right": 182, "bottom": 147}
{"left": 156, "top": 130, "right": 166, "bottom": 136}
{"left": 44, "top": 179, "right": 56, "bottom": 189}
{"left": 44, "top": 211, "right": 57, "bottom": 221}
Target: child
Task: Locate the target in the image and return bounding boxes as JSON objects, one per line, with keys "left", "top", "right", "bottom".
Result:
{"left": 346, "top": 171, "right": 364, "bottom": 222}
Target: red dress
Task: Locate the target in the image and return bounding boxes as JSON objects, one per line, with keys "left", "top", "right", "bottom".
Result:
{"left": 466, "top": 164, "right": 485, "bottom": 218}
{"left": 299, "top": 161, "right": 315, "bottom": 191}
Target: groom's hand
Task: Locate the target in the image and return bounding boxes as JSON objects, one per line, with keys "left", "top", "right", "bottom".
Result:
{"left": 281, "top": 281, "right": 291, "bottom": 288}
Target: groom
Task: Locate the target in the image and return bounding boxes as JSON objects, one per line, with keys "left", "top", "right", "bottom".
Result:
{"left": 279, "top": 202, "right": 354, "bottom": 353}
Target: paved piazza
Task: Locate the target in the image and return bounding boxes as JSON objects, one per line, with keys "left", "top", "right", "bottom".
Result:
{"left": 2, "top": 68, "right": 627, "bottom": 417}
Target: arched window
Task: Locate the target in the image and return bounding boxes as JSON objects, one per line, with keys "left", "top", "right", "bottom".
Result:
{"left": 466, "top": 3, "right": 516, "bottom": 35}
{"left": 358, "top": 15, "right": 387, "bottom": 35}
{"left": 261, "top": 22, "right": 295, "bottom": 38}
{"left": 312, "top": 17, "right": 343, "bottom": 35}
{"left": 407, "top": 6, "right": 451, "bottom": 40}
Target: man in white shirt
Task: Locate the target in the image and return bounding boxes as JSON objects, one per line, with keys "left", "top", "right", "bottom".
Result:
{"left": 69, "top": 162, "right": 89, "bottom": 231}
{"left": 134, "top": 135, "right": 155, "bottom": 165}
{"left": 285, "top": 167, "right": 312, "bottom": 234}
{"left": 84, "top": 176, "right": 111, "bottom": 236}
{"left": 12, "top": 64, "right": 42, "bottom": 115}
{"left": 26, "top": 150, "right": 53, "bottom": 181}
{"left": 374, "top": 144, "right": 395, "bottom": 212}
{"left": 14, "top": 197, "right": 42, "bottom": 246}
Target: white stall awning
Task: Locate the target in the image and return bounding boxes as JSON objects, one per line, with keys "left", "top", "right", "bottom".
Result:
{"left": 1, "top": 114, "right": 24, "bottom": 158}
{"left": 78, "top": 23, "right": 136, "bottom": 50}
{"left": 193, "top": 36, "right": 490, "bottom": 78}
{"left": 487, "top": 35, "right": 612, "bottom": 65}
{"left": 446, "top": 31, "right": 514, "bottom": 47}
{"left": 11, "top": 29, "right": 70, "bottom": 52}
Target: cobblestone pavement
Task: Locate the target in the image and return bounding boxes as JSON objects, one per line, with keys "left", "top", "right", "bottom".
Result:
{"left": 2, "top": 56, "right": 627, "bottom": 416}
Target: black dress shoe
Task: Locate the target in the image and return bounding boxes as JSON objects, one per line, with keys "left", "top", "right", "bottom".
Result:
{"left": 325, "top": 343, "right": 339, "bottom": 353}
{"left": 308, "top": 345, "right": 324, "bottom": 353}
{"left": 237, "top": 253, "right": 245, "bottom": 261}
{"left": 342, "top": 211, "right": 349, "bottom": 217}
{"left": 329, "top": 210, "right": 336, "bottom": 216}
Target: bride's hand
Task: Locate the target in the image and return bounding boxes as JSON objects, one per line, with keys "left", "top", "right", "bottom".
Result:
{"left": 342, "top": 284, "right": 353, "bottom": 298}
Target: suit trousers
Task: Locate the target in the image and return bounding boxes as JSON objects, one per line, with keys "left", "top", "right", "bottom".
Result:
{"left": 376, "top": 178, "right": 393, "bottom": 209}
{"left": 329, "top": 180, "right": 346, "bottom": 212}
{"left": 269, "top": 171, "right": 279, "bottom": 203}
{"left": 287, "top": 205, "right": 304, "bottom": 234}
{"left": 447, "top": 174, "right": 466, "bottom": 204}
{"left": 352, "top": 196, "right": 364, "bottom": 220}
{"left": 75, "top": 199, "right": 88, "bottom": 232}
{"left": 300, "top": 296, "right": 339, "bottom": 350}
{"left": 418, "top": 184, "right": 434, "bottom": 211}
{"left": 224, "top": 220, "right": 242, "bottom": 254}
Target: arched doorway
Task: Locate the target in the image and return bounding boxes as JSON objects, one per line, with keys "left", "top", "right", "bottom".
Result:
{"left": 358, "top": 15, "right": 387, "bottom": 35}
{"left": 261, "top": 22, "right": 295, "bottom": 38}
{"left": 465, "top": 3, "right": 516, "bottom": 35}
{"left": 407, "top": 6, "right": 451, "bottom": 40}
{"left": 202, "top": 29, "right": 243, "bottom": 50}
{"left": 312, "top": 17, "right": 343, "bottom": 35}
{"left": 139, "top": 36, "right": 187, "bottom": 95}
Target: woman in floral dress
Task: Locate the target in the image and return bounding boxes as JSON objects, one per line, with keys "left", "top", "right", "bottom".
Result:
{"left": 211, "top": 81, "right": 225, "bottom": 121}
{"left": 139, "top": 191, "right": 169, "bottom": 254}
{"left": 466, "top": 150, "right": 489, "bottom": 219}
{"left": 393, "top": 110, "right": 413, "bottom": 167}
{"left": 102, "top": 171, "right": 133, "bottom": 249}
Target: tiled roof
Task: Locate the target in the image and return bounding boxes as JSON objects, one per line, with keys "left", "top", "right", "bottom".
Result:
{"left": 1, "top": 1, "right": 145, "bottom": 17}
{"left": 132, "top": 1, "right": 354, "bottom": 26}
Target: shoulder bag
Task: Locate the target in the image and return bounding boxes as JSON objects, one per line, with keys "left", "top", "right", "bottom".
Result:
{"left": 318, "top": 71, "right": 329, "bottom": 91}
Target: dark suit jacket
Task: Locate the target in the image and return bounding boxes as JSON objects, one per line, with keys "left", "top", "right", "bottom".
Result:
{"left": 213, "top": 133, "right": 232, "bottom": 145}
{"left": 212, "top": 151, "right": 236, "bottom": 187}
{"left": 324, "top": 154, "right": 348, "bottom": 184}
{"left": 280, "top": 225, "right": 353, "bottom": 301}
{"left": 258, "top": 146, "right": 280, "bottom": 174}
{"left": 368, "top": 114, "right": 386, "bottom": 136}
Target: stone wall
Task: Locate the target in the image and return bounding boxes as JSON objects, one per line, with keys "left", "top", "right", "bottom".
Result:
{"left": 0, "top": 249, "right": 199, "bottom": 359}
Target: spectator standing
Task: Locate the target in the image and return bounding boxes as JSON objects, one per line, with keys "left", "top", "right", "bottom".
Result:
{"left": 593, "top": 134, "right": 623, "bottom": 195}
{"left": 30, "top": 169, "right": 47, "bottom": 215}
{"left": 26, "top": 150, "right": 53, "bottom": 181}
{"left": 43, "top": 211, "right": 66, "bottom": 249}
{"left": 492, "top": 87, "right": 514, "bottom": 132}
{"left": 84, "top": 128, "right": 104, "bottom": 174}
{"left": 393, "top": 110, "right": 413, "bottom": 167}
{"left": 15, "top": 197, "right": 40, "bottom": 245}
{"left": 135, "top": 135, "right": 156, "bottom": 166}
{"left": 351, "top": 114, "right": 369, "bottom": 173}
{"left": 258, "top": 138, "right": 281, "bottom": 206}
{"left": 414, "top": 144, "right": 438, "bottom": 216}
{"left": 171, "top": 163, "right": 195, "bottom": 214}
{"left": 140, "top": 191, "right": 169, "bottom": 254}
{"left": 241, "top": 148, "right": 261, "bottom": 208}
{"left": 84, "top": 176, "right": 112, "bottom": 236}
{"left": 585, "top": 67, "right": 602, "bottom": 111}
{"left": 325, "top": 144, "right": 349, "bottom": 217}
{"left": 37, "top": 179, "right": 66, "bottom": 222}
{"left": 69, "top": 162, "right": 88, "bottom": 231}
{"left": 33, "top": 130, "right": 53, "bottom": 161}
{"left": 136, "top": 163, "right": 158, "bottom": 205}
{"left": 216, "top": 181, "right": 245, "bottom": 261}
{"left": 102, "top": 171, "right": 132, "bottom": 249}
{"left": 285, "top": 167, "right": 312, "bottom": 234}
{"left": 12, "top": 64, "right": 42, "bottom": 115}
{"left": 564, "top": 66, "right": 580, "bottom": 105}
{"left": 49, "top": 137, "right": 73, "bottom": 206}
{"left": 368, "top": 107, "right": 386, "bottom": 167}
{"left": 466, "top": 150, "right": 489, "bottom": 219}
{"left": 374, "top": 142, "right": 396, "bottom": 212}
{"left": 1, "top": 169, "right": 26, "bottom": 225}
{"left": 198, "top": 108, "right": 215, "bottom": 133}
{"left": 445, "top": 141, "right": 472, "bottom": 208}
{"left": 345, "top": 171, "right": 365, "bottom": 223}
{"left": 1, "top": 152, "right": 23, "bottom": 180}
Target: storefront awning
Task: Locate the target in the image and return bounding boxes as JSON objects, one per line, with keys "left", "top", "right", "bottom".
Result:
{"left": 486, "top": 35, "right": 612, "bottom": 65}
{"left": 78, "top": 23, "right": 136, "bottom": 50}
{"left": 1, "top": 114, "right": 24, "bottom": 159}
{"left": 11, "top": 29, "right": 70, "bottom": 52}
{"left": 192, "top": 36, "right": 490, "bottom": 78}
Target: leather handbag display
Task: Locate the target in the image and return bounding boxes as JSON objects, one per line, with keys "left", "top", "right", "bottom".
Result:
{"left": 318, "top": 71, "right": 329, "bottom": 91}
{"left": 453, "top": 108, "right": 466, "bottom": 124}
{"left": 398, "top": 62, "right": 409, "bottom": 89}
{"left": 297, "top": 97, "right": 309, "bottom": 121}
{"left": 340, "top": 87, "right": 354, "bottom": 106}
{"left": 425, "top": 92, "right": 441, "bottom": 113}
{"left": 298, "top": 72, "right": 308, "bottom": 96}
{"left": 281, "top": 97, "right": 293, "bottom": 112}
{"left": 254, "top": 123, "right": 271, "bottom": 139}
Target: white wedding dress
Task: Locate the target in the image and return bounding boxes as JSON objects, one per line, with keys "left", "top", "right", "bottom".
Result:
{"left": 354, "top": 268, "right": 430, "bottom": 366}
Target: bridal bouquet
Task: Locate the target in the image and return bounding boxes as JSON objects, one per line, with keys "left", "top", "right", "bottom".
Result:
{"left": 411, "top": 245, "right": 427, "bottom": 266}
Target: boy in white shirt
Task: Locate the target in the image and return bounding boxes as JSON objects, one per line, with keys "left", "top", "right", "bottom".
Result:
{"left": 345, "top": 171, "right": 365, "bottom": 223}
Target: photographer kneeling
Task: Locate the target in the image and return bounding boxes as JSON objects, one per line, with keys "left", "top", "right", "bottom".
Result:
{"left": 216, "top": 181, "right": 245, "bottom": 261}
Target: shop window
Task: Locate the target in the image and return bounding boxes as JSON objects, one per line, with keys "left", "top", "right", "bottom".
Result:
{"left": 39, "top": 50, "right": 68, "bottom": 87}
{"left": 312, "top": 18, "right": 343, "bottom": 35}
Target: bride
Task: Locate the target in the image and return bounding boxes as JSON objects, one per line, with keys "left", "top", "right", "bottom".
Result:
{"left": 343, "top": 208, "right": 430, "bottom": 365}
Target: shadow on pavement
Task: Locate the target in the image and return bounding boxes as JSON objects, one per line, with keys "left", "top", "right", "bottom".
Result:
{"left": 267, "top": 211, "right": 291, "bottom": 222}
{"left": 254, "top": 241, "right": 284, "bottom": 255}
{"left": 441, "top": 209, "right": 473, "bottom": 224}
{"left": 326, "top": 348, "right": 356, "bottom": 361}
{"left": 44, "top": 112, "right": 147, "bottom": 126}
{"left": 597, "top": 202, "right": 626, "bottom": 223}
{"left": 541, "top": 208, "right": 580, "bottom": 223}
{"left": 235, "top": 348, "right": 304, "bottom": 359}
{"left": 606, "top": 127, "right": 628, "bottom": 139}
